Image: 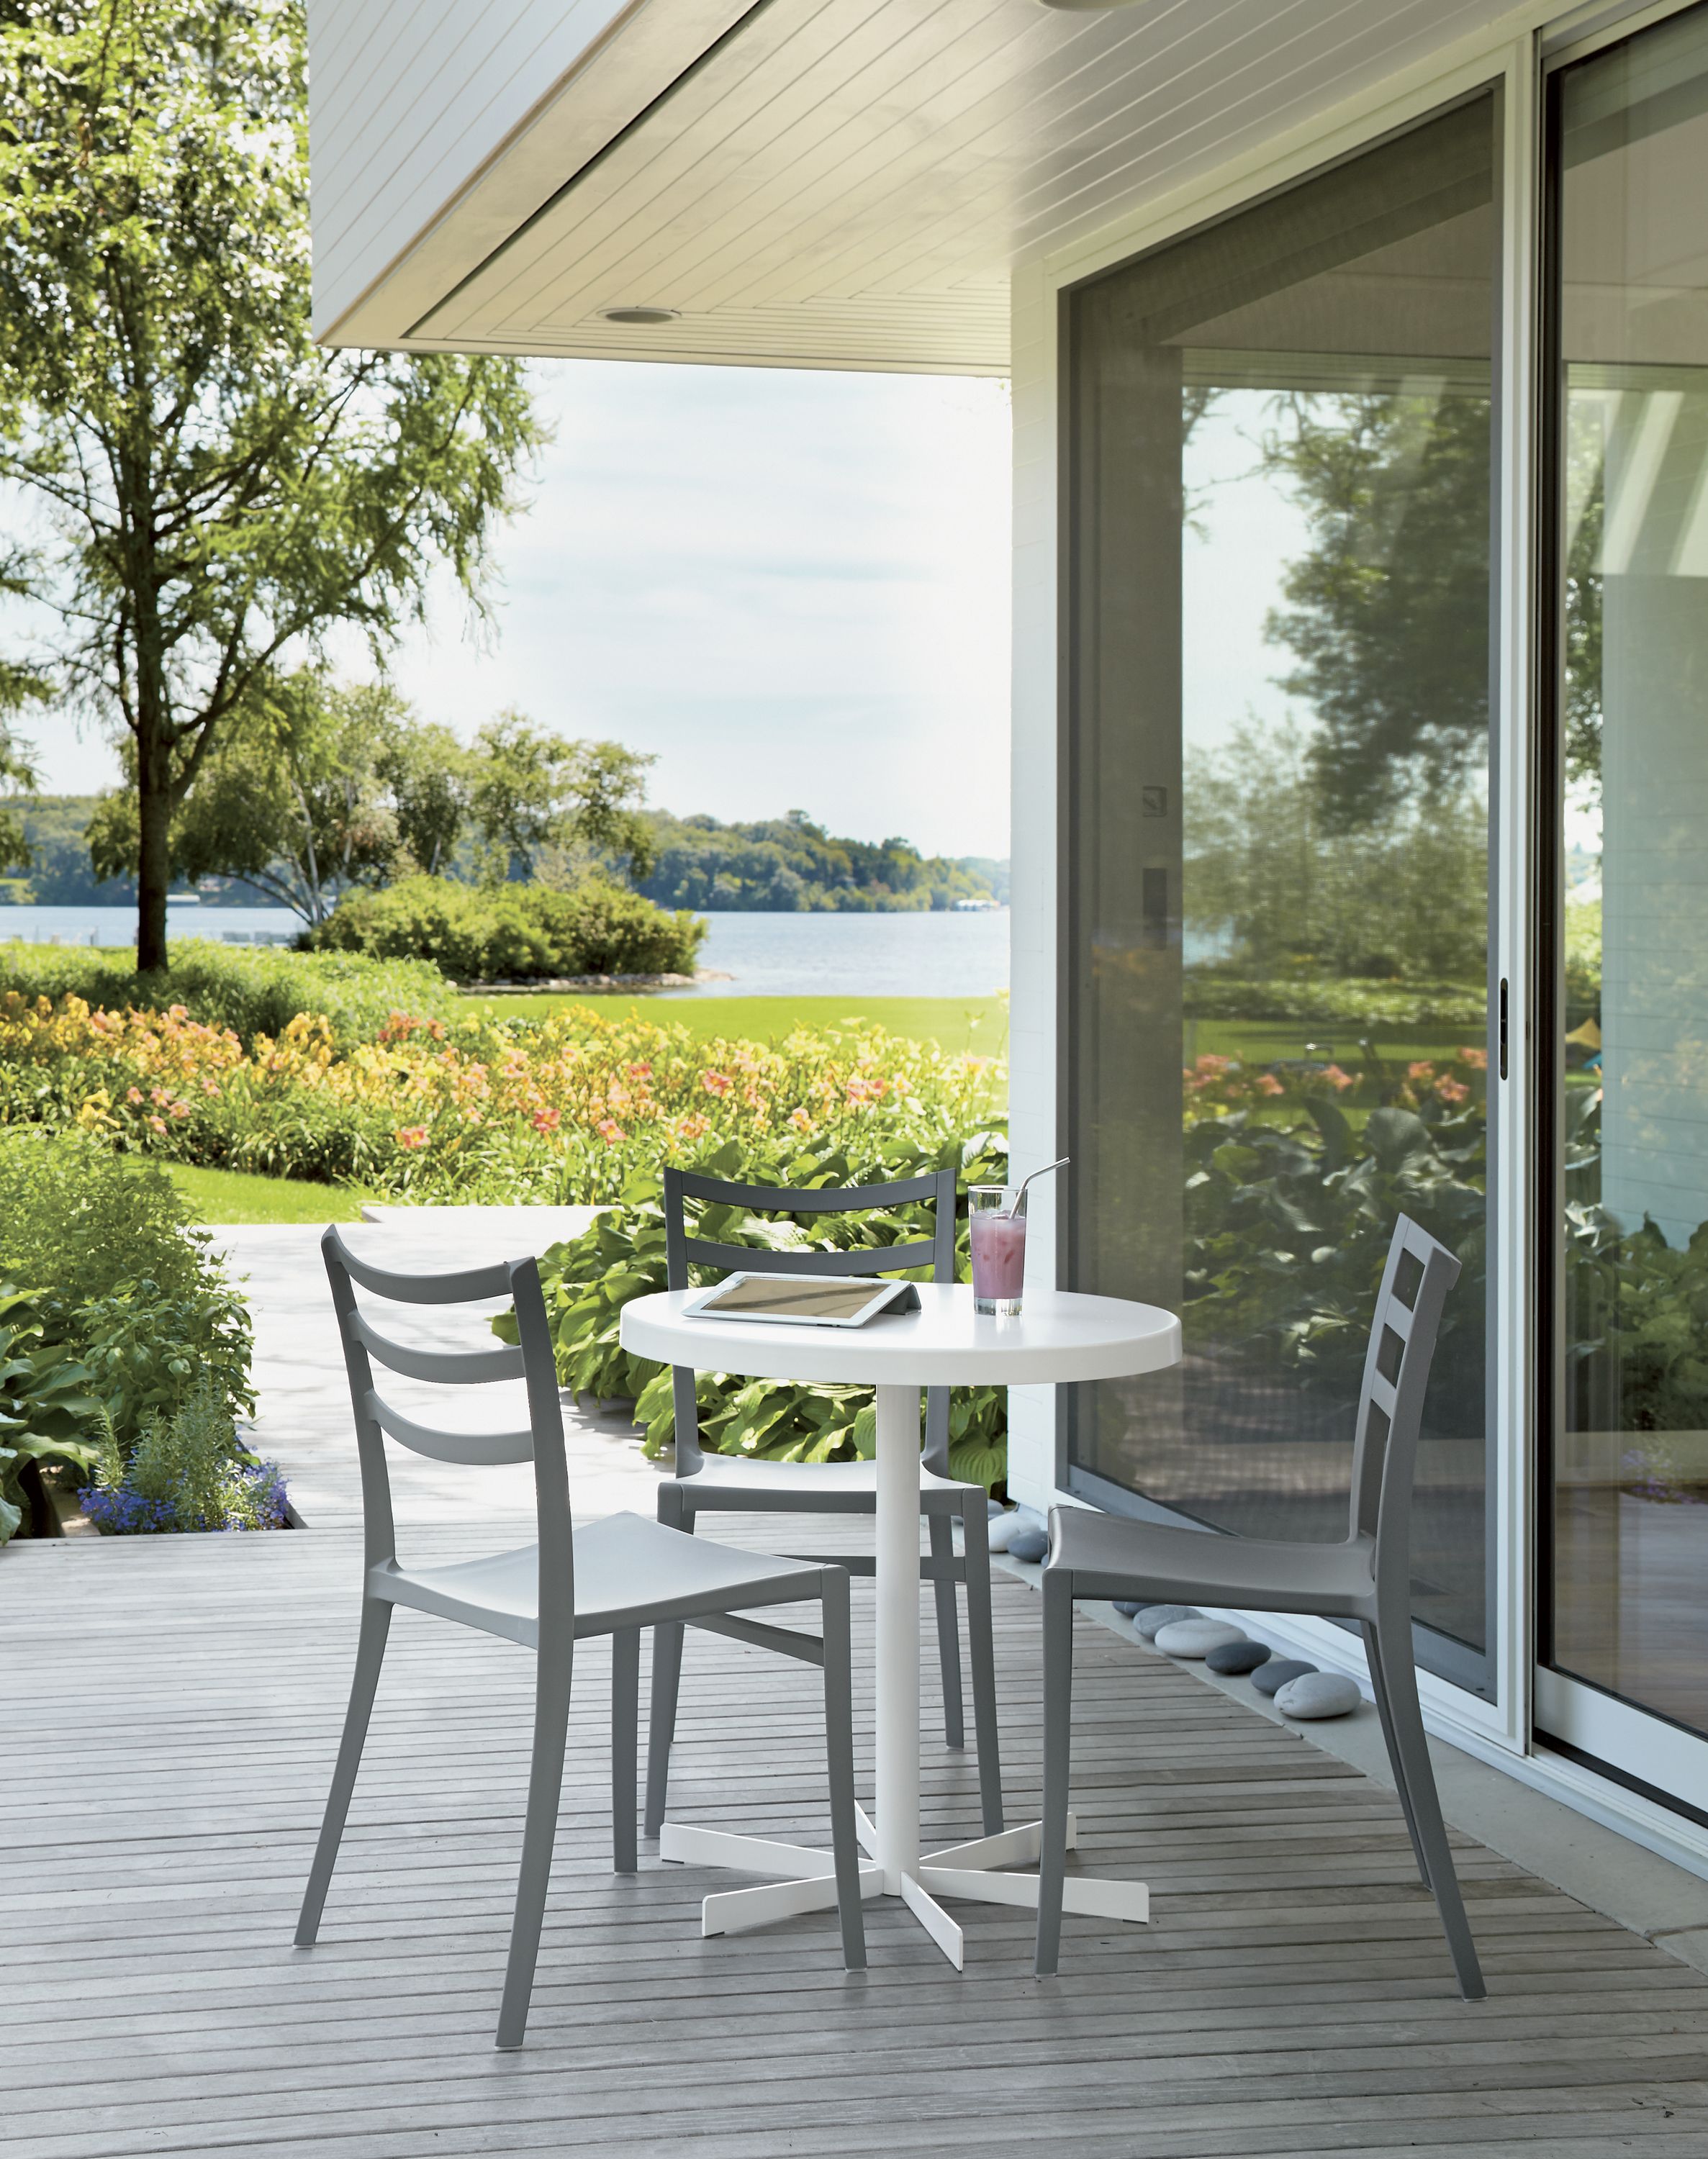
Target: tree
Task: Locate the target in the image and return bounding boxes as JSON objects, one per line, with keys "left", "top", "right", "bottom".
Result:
{"left": 0, "top": 0, "right": 542, "bottom": 969}
{"left": 0, "top": 550, "right": 45, "bottom": 874}
{"left": 469, "top": 712, "right": 655, "bottom": 884}
{"left": 1184, "top": 722, "right": 1486, "bottom": 984}
{"left": 379, "top": 717, "right": 473, "bottom": 878}
{"left": 90, "top": 668, "right": 408, "bottom": 925}
{"left": 1261, "top": 390, "right": 1492, "bottom": 830}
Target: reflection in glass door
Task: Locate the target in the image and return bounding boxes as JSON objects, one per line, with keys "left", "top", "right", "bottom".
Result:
{"left": 1062, "top": 95, "right": 1499, "bottom": 1683}
{"left": 1543, "top": 4, "right": 1708, "bottom": 1804}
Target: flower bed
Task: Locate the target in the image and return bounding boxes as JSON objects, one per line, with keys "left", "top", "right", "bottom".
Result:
{"left": 0, "top": 990, "right": 1003, "bottom": 1204}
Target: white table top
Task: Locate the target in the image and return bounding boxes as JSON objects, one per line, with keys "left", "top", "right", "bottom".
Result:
{"left": 619, "top": 1284, "right": 1181, "bottom": 1389}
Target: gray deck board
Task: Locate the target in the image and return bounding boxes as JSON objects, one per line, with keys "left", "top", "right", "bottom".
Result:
{"left": 4, "top": 1223, "right": 1705, "bottom": 2159}
{"left": 7, "top": 1512, "right": 1708, "bottom": 2159}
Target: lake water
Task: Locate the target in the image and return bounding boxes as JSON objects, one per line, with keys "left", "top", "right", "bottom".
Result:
{"left": 0, "top": 902, "right": 1011, "bottom": 1000}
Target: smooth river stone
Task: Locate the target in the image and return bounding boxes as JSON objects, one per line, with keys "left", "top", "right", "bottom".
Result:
{"left": 1153, "top": 1619, "right": 1247, "bottom": 1660}
{"left": 1133, "top": 1604, "right": 1200, "bottom": 1639}
{"left": 1274, "top": 1671, "right": 1362, "bottom": 1720}
{"left": 988, "top": 1509, "right": 1041, "bottom": 1552}
{"left": 1006, "top": 1526, "right": 1050, "bottom": 1565}
{"left": 1251, "top": 1657, "right": 1317, "bottom": 1698}
{"left": 1205, "top": 1638, "right": 1272, "bottom": 1675}
{"left": 1112, "top": 1600, "right": 1144, "bottom": 1618}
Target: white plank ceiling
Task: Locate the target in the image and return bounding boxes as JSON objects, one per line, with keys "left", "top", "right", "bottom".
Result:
{"left": 312, "top": 0, "right": 1525, "bottom": 373}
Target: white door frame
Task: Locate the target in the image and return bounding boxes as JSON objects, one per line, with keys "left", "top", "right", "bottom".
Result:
{"left": 1005, "top": 0, "right": 1708, "bottom": 1880}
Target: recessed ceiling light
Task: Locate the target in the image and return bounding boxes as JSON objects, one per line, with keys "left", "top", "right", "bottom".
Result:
{"left": 600, "top": 306, "right": 682, "bottom": 326}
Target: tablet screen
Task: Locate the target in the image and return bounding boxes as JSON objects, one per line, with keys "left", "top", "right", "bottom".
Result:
{"left": 694, "top": 1275, "right": 888, "bottom": 1321}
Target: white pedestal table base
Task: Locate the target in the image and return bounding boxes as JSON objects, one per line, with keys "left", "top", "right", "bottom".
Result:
{"left": 659, "top": 1382, "right": 1151, "bottom": 1968}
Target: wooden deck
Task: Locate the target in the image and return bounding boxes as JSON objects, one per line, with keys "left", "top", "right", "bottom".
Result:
{"left": 9, "top": 1508, "right": 1708, "bottom": 2159}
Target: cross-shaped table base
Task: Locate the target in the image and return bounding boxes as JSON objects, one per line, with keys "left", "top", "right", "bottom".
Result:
{"left": 660, "top": 1803, "right": 1148, "bottom": 1969}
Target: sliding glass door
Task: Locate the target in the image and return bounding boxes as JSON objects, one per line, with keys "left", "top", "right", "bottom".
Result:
{"left": 1061, "top": 94, "right": 1500, "bottom": 1686}
{"left": 1540, "top": 2, "right": 1708, "bottom": 1809}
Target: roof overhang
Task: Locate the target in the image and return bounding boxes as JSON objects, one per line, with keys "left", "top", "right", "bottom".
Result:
{"left": 308, "top": 0, "right": 1530, "bottom": 375}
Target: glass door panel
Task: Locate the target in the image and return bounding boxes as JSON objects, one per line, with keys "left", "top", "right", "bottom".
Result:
{"left": 1545, "top": 4, "right": 1708, "bottom": 1785}
{"left": 1062, "top": 96, "right": 1499, "bottom": 1680}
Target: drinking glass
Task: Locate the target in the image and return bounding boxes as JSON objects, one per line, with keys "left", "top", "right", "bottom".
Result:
{"left": 969, "top": 1184, "right": 1026, "bottom": 1317}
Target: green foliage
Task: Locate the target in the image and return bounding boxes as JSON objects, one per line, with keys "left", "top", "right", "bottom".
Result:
{"left": 0, "top": 938, "right": 456, "bottom": 1046}
{"left": 0, "top": 1286, "right": 106, "bottom": 1542}
{"left": 1183, "top": 972, "right": 1486, "bottom": 1028}
{"left": 636, "top": 808, "right": 1002, "bottom": 913}
{"left": 1261, "top": 389, "right": 1492, "bottom": 830}
{"left": 93, "top": 672, "right": 414, "bottom": 927}
{"left": 1185, "top": 722, "right": 1487, "bottom": 985}
{"left": 0, "top": 1131, "right": 253, "bottom": 1540}
{"left": 493, "top": 1132, "right": 1011, "bottom": 1490}
{"left": 82, "top": 1383, "right": 286, "bottom": 1535}
{"left": 1183, "top": 1069, "right": 1488, "bottom": 1435}
{"left": 0, "top": 793, "right": 141, "bottom": 904}
{"left": 0, "top": 0, "right": 543, "bottom": 967}
{"left": 471, "top": 714, "right": 656, "bottom": 886}
{"left": 312, "top": 874, "right": 705, "bottom": 982}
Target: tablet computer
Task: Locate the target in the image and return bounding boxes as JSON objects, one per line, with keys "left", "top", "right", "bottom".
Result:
{"left": 682, "top": 1272, "right": 921, "bottom": 1327}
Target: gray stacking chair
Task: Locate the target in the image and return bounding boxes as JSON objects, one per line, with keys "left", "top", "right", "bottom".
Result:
{"left": 296, "top": 1226, "right": 865, "bottom": 2052}
{"left": 646, "top": 1165, "right": 1003, "bottom": 1842}
{"left": 1034, "top": 1214, "right": 1483, "bottom": 2001}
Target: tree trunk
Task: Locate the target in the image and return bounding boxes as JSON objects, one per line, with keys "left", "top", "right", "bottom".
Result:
{"left": 136, "top": 757, "right": 173, "bottom": 974}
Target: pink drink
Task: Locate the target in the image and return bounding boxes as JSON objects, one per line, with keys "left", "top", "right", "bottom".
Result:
{"left": 971, "top": 1207, "right": 1027, "bottom": 1313}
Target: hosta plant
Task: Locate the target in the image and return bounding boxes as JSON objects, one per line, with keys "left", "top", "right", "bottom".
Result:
{"left": 492, "top": 1131, "right": 1011, "bottom": 1491}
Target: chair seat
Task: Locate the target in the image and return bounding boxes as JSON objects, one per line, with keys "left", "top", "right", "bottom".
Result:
{"left": 674, "top": 1452, "right": 972, "bottom": 1512}
{"left": 1049, "top": 1503, "right": 1378, "bottom": 1619}
{"left": 375, "top": 1510, "right": 825, "bottom": 1647}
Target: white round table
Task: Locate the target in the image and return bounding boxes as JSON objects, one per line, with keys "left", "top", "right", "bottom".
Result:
{"left": 620, "top": 1282, "right": 1182, "bottom": 1967}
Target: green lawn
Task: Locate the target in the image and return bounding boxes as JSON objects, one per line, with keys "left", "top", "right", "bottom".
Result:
{"left": 464, "top": 992, "right": 1011, "bottom": 1056}
{"left": 1188, "top": 1015, "right": 1484, "bottom": 1069}
{"left": 168, "top": 1162, "right": 373, "bottom": 1225}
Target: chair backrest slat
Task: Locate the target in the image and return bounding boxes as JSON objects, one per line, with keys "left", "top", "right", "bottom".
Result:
{"left": 350, "top": 1309, "right": 526, "bottom": 1386}
{"left": 672, "top": 1169, "right": 946, "bottom": 1213}
{"left": 663, "top": 1164, "right": 959, "bottom": 1477}
{"left": 366, "top": 1390, "right": 537, "bottom": 1467}
{"left": 1347, "top": 1214, "right": 1461, "bottom": 1557}
{"left": 677, "top": 1237, "right": 939, "bottom": 1278}
{"left": 322, "top": 1226, "right": 573, "bottom": 1618}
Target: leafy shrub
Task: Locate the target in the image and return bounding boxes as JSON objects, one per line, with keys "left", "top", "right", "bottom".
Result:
{"left": 0, "top": 938, "right": 456, "bottom": 1046}
{"left": 0, "top": 1129, "right": 253, "bottom": 1541}
{"left": 82, "top": 1385, "right": 286, "bottom": 1535}
{"left": 310, "top": 873, "right": 705, "bottom": 982}
{"left": 493, "top": 1133, "right": 1011, "bottom": 1491}
{"left": 1183, "top": 971, "right": 1486, "bottom": 1028}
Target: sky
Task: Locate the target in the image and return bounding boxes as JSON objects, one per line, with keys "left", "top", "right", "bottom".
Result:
{"left": 27, "top": 361, "right": 1014, "bottom": 864}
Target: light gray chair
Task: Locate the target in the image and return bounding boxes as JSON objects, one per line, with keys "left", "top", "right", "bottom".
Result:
{"left": 646, "top": 1164, "right": 1003, "bottom": 1843}
{"left": 296, "top": 1226, "right": 865, "bottom": 2052}
{"left": 1034, "top": 1213, "right": 1484, "bottom": 2001}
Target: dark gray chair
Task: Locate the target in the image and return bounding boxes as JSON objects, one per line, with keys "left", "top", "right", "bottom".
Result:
{"left": 646, "top": 1165, "right": 1003, "bottom": 1842}
{"left": 1034, "top": 1213, "right": 1484, "bottom": 2001}
{"left": 296, "top": 1226, "right": 865, "bottom": 2052}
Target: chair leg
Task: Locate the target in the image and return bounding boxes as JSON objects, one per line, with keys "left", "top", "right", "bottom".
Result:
{"left": 611, "top": 1627, "right": 640, "bottom": 1875}
{"left": 959, "top": 1491, "right": 1004, "bottom": 1837}
{"left": 1362, "top": 1620, "right": 1430, "bottom": 1888}
{"left": 1034, "top": 1567, "right": 1075, "bottom": 1976}
{"left": 1367, "top": 1611, "right": 1486, "bottom": 2002}
{"left": 495, "top": 1638, "right": 574, "bottom": 2050}
{"left": 645, "top": 1485, "right": 692, "bottom": 1840}
{"left": 928, "top": 1511, "right": 966, "bottom": 1751}
{"left": 295, "top": 1596, "right": 392, "bottom": 1946}
{"left": 819, "top": 1566, "right": 867, "bottom": 1971}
